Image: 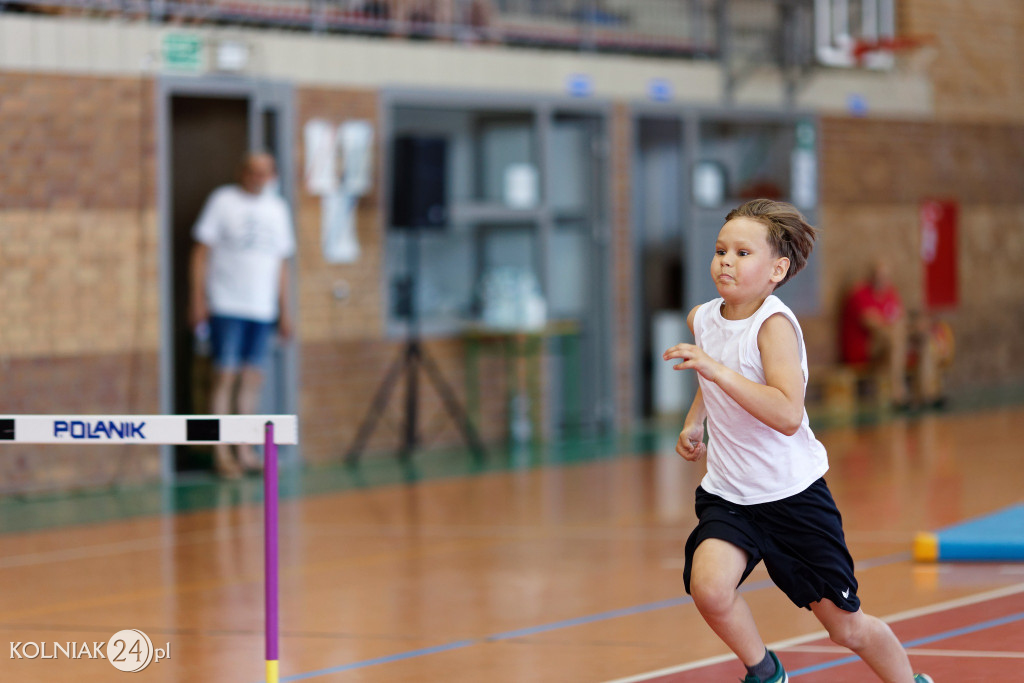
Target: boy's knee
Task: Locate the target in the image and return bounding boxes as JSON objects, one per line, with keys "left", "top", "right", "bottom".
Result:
{"left": 690, "top": 578, "right": 736, "bottom": 616}
{"left": 824, "top": 614, "right": 870, "bottom": 651}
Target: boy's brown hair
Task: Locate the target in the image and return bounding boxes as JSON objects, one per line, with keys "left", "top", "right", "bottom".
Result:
{"left": 725, "top": 198, "right": 817, "bottom": 288}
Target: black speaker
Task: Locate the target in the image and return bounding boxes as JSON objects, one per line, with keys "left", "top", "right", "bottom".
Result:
{"left": 391, "top": 136, "right": 448, "bottom": 229}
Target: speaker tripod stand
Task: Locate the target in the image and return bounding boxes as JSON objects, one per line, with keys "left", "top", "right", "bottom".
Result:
{"left": 345, "top": 231, "right": 486, "bottom": 465}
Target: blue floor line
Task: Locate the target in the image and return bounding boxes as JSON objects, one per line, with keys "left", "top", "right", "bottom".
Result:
{"left": 485, "top": 596, "right": 695, "bottom": 642}
{"left": 278, "top": 640, "right": 478, "bottom": 682}
{"left": 261, "top": 580, "right": 777, "bottom": 682}
{"left": 902, "top": 609, "right": 1024, "bottom": 649}
{"left": 788, "top": 609, "right": 1024, "bottom": 678}
{"left": 260, "top": 553, "right": 913, "bottom": 683}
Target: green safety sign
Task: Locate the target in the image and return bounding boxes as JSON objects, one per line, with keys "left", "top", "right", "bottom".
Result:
{"left": 162, "top": 33, "right": 205, "bottom": 71}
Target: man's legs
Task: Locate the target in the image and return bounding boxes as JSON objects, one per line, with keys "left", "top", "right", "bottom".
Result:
{"left": 232, "top": 318, "right": 276, "bottom": 472}
{"left": 914, "top": 328, "right": 942, "bottom": 404}
{"left": 873, "top": 320, "right": 909, "bottom": 406}
{"left": 236, "top": 366, "right": 265, "bottom": 471}
{"left": 810, "top": 599, "right": 915, "bottom": 682}
{"left": 211, "top": 368, "right": 243, "bottom": 478}
{"left": 689, "top": 538, "right": 769, "bottom": 668}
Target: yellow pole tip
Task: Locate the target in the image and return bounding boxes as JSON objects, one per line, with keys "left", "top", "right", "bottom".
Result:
{"left": 266, "top": 660, "right": 279, "bottom": 683}
{"left": 913, "top": 532, "right": 939, "bottom": 562}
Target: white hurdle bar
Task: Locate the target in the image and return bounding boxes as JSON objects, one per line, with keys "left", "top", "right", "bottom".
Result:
{"left": 0, "top": 414, "right": 298, "bottom": 445}
{"left": 0, "top": 414, "right": 298, "bottom": 683}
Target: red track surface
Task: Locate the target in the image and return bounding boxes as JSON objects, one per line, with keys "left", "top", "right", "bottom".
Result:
{"left": 635, "top": 587, "right": 1024, "bottom": 682}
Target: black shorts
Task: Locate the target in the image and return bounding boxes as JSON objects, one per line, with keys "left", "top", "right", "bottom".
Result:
{"left": 683, "top": 478, "right": 861, "bottom": 612}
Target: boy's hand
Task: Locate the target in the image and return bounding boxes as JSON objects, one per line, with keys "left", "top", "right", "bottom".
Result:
{"left": 676, "top": 422, "right": 706, "bottom": 461}
{"left": 663, "top": 343, "right": 720, "bottom": 383}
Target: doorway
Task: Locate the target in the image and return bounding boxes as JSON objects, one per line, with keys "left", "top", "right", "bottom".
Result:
{"left": 634, "top": 116, "right": 691, "bottom": 419}
{"left": 158, "top": 78, "right": 297, "bottom": 476}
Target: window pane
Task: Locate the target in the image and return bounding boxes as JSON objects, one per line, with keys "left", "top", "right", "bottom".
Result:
{"left": 547, "top": 221, "right": 589, "bottom": 320}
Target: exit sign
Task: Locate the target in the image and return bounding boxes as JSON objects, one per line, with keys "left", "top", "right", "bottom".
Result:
{"left": 163, "top": 33, "right": 205, "bottom": 71}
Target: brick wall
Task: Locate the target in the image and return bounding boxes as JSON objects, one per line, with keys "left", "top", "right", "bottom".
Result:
{"left": 0, "top": 353, "right": 161, "bottom": 493}
{"left": 804, "top": 0, "right": 1024, "bottom": 392}
{"left": 808, "top": 117, "right": 1024, "bottom": 391}
{"left": 901, "top": 0, "right": 1024, "bottom": 123}
{"left": 0, "top": 72, "right": 160, "bottom": 491}
{"left": 293, "top": 87, "right": 384, "bottom": 345}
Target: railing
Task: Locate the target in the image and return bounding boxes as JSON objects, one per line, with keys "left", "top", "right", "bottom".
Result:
{"left": 7, "top": 0, "right": 873, "bottom": 74}
{"left": 0, "top": 0, "right": 727, "bottom": 59}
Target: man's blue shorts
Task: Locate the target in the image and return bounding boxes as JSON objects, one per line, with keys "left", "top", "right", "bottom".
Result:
{"left": 209, "top": 315, "right": 276, "bottom": 370}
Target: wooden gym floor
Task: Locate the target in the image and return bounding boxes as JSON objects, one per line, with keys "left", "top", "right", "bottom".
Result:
{"left": 0, "top": 404, "right": 1022, "bottom": 682}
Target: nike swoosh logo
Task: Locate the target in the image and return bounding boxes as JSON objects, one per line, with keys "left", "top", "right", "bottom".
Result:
{"left": 842, "top": 588, "right": 851, "bottom": 599}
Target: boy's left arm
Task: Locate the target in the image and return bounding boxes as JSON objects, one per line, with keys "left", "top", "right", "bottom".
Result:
{"left": 752, "top": 314, "right": 807, "bottom": 433}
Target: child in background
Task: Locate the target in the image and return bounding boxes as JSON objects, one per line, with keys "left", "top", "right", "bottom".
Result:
{"left": 662, "top": 199, "right": 932, "bottom": 683}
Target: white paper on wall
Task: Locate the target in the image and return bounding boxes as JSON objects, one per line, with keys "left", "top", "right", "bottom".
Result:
{"left": 320, "top": 120, "right": 375, "bottom": 264}
{"left": 338, "top": 120, "right": 374, "bottom": 195}
{"left": 322, "top": 191, "right": 360, "bottom": 263}
{"left": 304, "top": 119, "right": 337, "bottom": 196}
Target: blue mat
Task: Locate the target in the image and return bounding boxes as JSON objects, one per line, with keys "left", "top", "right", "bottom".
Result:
{"left": 914, "top": 504, "right": 1024, "bottom": 562}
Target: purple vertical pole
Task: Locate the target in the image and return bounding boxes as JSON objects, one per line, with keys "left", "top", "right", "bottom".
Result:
{"left": 264, "top": 421, "right": 279, "bottom": 682}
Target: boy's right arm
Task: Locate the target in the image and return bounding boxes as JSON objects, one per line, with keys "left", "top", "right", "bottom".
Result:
{"left": 677, "top": 387, "right": 707, "bottom": 461}
{"left": 677, "top": 304, "right": 706, "bottom": 461}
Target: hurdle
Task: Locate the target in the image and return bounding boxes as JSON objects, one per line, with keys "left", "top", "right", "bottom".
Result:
{"left": 0, "top": 414, "right": 299, "bottom": 683}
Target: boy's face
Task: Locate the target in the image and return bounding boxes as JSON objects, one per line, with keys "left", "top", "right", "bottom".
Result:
{"left": 711, "top": 217, "right": 789, "bottom": 302}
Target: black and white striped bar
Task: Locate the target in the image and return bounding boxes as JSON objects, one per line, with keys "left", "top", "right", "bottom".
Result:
{"left": 0, "top": 415, "right": 298, "bottom": 445}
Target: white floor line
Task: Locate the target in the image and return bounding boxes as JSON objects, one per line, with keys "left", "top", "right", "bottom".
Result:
{"left": 785, "top": 645, "right": 860, "bottom": 654}
{"left": 875, "top": 581, "right": 1024, "bottom": 625}
{"left": 602, "top": 581, "right": 1024, "bottom": 683}
{"left": 907, "top": 648, "right": 1024, "bottom": 659}
{"left": 788, "top": 645, "right": 1024, "bottom": 659}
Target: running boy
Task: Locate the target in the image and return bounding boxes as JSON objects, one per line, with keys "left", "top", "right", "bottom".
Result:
{"left": 662, "top": 199, "right": 932, "bottom": 683}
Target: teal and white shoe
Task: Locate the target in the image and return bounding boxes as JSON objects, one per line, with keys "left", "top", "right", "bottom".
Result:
{"left": 741, "top": 650, "right": 788, "bottom": 683}
{"left": 914, "top": 676, "right": 934, "bottom": 683}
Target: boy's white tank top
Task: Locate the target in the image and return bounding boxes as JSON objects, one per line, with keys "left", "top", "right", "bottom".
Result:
{"left": 693, "top": 295, "right": 828, "bottom": 505}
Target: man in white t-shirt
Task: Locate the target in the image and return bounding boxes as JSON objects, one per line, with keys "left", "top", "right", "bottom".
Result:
{"left": 190, "top": 152, "right": 296, "bottom": 478}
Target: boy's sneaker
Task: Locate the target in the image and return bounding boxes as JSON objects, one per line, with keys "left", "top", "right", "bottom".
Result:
{"left": 914, "top": 676, "right": 934, "bottom": 683}
{"left": 741, "top": 650, "right": 788, "bottom": 683}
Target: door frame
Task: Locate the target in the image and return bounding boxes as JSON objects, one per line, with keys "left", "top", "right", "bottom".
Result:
{"left": 156, "top": 75, "right": 299, "bottom": 480}
{"left": 628, "top": 102, "right": 820, "bottom": 421}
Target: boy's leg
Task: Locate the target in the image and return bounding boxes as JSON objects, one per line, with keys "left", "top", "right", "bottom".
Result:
{"left": 690, "top": 538, "right": 768, "bottom": 667}
{"left": 810, "top": 599, "right": 914, "bottom": 683}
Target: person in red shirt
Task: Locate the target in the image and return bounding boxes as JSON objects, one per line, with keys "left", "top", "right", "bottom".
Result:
{"left": 840, "top": 261, "right": 942, "bottom": 409}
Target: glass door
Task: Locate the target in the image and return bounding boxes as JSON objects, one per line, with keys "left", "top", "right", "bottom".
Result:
{"left": 383, "top": 97, "right": 615, "bottom": 443}
{"left": 544, "top": 111, "right": 613, "bottom": 437}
